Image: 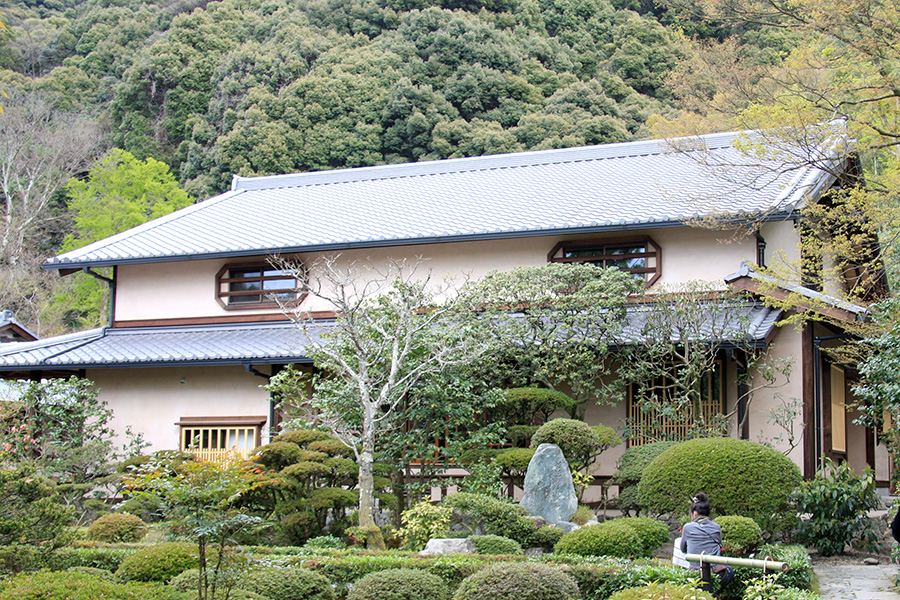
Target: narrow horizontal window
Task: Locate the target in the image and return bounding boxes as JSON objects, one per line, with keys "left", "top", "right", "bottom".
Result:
{"left": 548, "top": 237, "right": 661, "bottom": 286}
{"left": 177, "top": 416, "right": 266, "bottom": 460}
{"left": 216, "top": 263, "right": 305, "bottom": 309}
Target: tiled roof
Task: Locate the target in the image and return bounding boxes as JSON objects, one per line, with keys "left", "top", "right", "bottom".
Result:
{"left": 0, "top": 322, "right": 323, "bottom": 370}
{"left": 0, "top": 302, "right": 780, "bottom": 371}
{"left": 46, "top": 130, "right": 844, "bottom": 269}
{"left": 0, "top": 310, "right": 38, "bottom": 343}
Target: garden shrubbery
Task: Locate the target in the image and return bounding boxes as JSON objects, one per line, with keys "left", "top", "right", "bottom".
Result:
{"left": 554, "top": 520, "right": 642, "bottom": 558}
{"left": 531, "top": 419, "right": 602, "bottom": 472}
{"left": 0, "top": 570, "right": 192, "bottom": 600}
{"left": 607, "top": 582, "right": 714, "bottom": 600}
{"left": 471, "top": 534, "right": 523, "bottom": 555}
{"left": 88, "top": 513, "right": 147, "bottom": 543}
{"left": 616, "top": 517, "right": 669, "bottom": 557}
{"left": 638, "top": 438, "right": 801, "bottom": 533}
{"left": 443, "top": 493, "right": 536, "bottom": 546}
{"left": 116, "top": 542, "right": 199, "bottom": 582}
{"left": 347, "top": 568, "right": 449, "bottom": 600}
{"left": 717, "top": 515, "right": 763, "bottom": 556}
{"left": 609, "top": 441, "right": 677, "bottom": 515}
{"left": 452, "top": 562, "right": 580, "bottom": 600}
{"left": 236, "top": 566, "right": 335, "bottom": 600}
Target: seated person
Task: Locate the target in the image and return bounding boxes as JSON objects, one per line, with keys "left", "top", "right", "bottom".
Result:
{"left": 679, "top": 493, "right": 734, "bottom": 587}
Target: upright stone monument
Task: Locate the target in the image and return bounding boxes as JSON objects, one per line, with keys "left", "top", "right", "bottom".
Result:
{"left": 520, "top": 443, "right": 578, "bottom": 524}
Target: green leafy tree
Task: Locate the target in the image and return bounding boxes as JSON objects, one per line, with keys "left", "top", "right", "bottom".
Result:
{"left": 124, "top": 456, "right": 270, "bottom": 600}
{"left": 458, "top": 262, "right": 641, "bottom": 420}
{"left": 0, "top": 465, "right": 73, "bottom": 549}
{"left": 58, "top": 149, "right": 193, "bottom": 328}
{"left": 268, "top": 257, "right": 484, "bottom": 546}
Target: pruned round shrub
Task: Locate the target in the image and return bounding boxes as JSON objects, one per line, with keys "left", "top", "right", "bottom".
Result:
{"left": 638, "top": 438, "right": 801, "bottom": 533}
{"left": 443, "top": 493, "right": 537, "bottom": 546}
{"left": 254, "top": 441, "right": 303, "bottom": 470}
{"left": 452, "top": 562, "right": 580, "bottom": 600}
{"left": 347, "top": 568, "right": 449, "bottom": 600}
{"left": 607, "top": 582, "right": 714, "bottom": 600}
{"left": 237, "top": 566, "right": 335, "bottom": 600}
{"left": 507, "top": 425, "right": 540, "bottom": 448}
{"left": 615, "top": 517, "right": 669, "bottom": 557}
{"left": 495, "top": 448, "right": 535, "bottom": 474}
{"left": 532, "top": 525, "right": 565, "bottom": 548}
{"left": 717, "top": 515, "right": 763, "bottom": 556}
{"left": 307, "top": 439, "right": 353, "bottom": 457}
{"left": 531, "top": 419, "right": 601, "bottom": 471}
{"left": 0, "top": 570, "right": 191, "bottom": 599}
{"left": 116, "top": 542, "right": 199, "bottom": 582}
{"left": 88, "top": 512, "right": 147, "bottom": 543}
{"left": 168, "top": 568, "right": 201, "bottom": 592}
{"left": 554, "top": 520, "right": 641, "bottom": 558}
{"left": 116, "top": 494, "right": 164, "bottom": 523}
{"left": 611, "top": 441, "right": 678, "bottom": 516}
{"left": 471, "top": 534, "right": 523, "bottom": 555}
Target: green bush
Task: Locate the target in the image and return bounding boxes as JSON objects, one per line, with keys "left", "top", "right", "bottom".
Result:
{"left": 254, "top": 441, "right": 304, "bottom": 470}
{"left": 742, "top": 573, "right": 821, "bottom": 600}
{"left": 531, "top": 419, "right": 602, "bottom": 471}
{"left": 0, "top": 570, "right": 191, "bottom": 600}
{"left": 792, "top": 460, "right": 881, "bottom": 556}
{"left": 88, "top": 513, "right": 147, "bottom": 543}
{"left": 116, "top": 494, "right": 164, "bottom": 523}
{"left": 611, "top": 442, "right": 678, "bottom": 516}
{"left": 305, "top": 535, "right": 347, "bottom": 550}
{"left": 533, "top": 525, "right": 565, "bottom": 549}
{"left": 347, "top": 568, "right": 449, "bottom": 600}
{"left": 443, "top": 493, "right": 537, "bottom": 546}
{"left": 237, "top": 566, "right": 335, "bottom": 600}
{"left": 495, "top": 448, "right": 535, "bottom": 474}
{"left": 498, "top": 388, "right": 576, "bottom": 424}
{"left": 66, "top": 566, "right": 116, "bottom": 581}
{"left": 274, "top": 429, "right": 333, "bottom": 446}
{"left": 616, "top": 517, "right": 669, "bottom": 557}
{"left": 717, "top": 515, "right": 763, "bottom": 556}
{"left": 295, "top": 553, "right": 488, "bottom": 590}
{"left": 507, "top": 426, "right": 540, "bottom": 448}
{"left": 571, "top": 505, "right": 595, "bottom": 526}
{"left": 116, "top": 542, "right": 199, "bottom": 582}
{"left": 471, "top": 534, "right": 524, "bottom": 555}
{"left": 452, "top": 562, "right": 580, "bottom": 600}
{"left": 400, "top": 501, "right": 452, "bottom": 551}
{"left": 0, "top": 545, "right": 136, "bottom": 576}
{"left": 638, "top": 438, "right": 801, "bottom": 533}
{"left": 554, "top": 520, "right": 642, "bottom": 558}
{"left": 607, "top": 582, "right": 714, "bottom": 600}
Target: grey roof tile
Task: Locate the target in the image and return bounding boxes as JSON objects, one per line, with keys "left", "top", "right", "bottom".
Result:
{"left": 0, "top": 302, "right": 780, "bottom": 370}
{"left": 46, "top": 131, "right": 843, "bottom": 269}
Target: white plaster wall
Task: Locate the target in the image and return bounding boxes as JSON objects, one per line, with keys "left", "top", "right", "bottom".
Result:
{"left": 89, "top": 366, "right": 272, "bottom": 454}
{"left": 114, "top": 226, "right": 764, "bottom": 321}
{"left": 760, "top": 220, "right": 802, "bottom": 282}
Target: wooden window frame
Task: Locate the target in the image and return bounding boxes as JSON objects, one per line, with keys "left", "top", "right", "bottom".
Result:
{"left": 627, "top": 361, "right": 723, "bottom": 446}
{"left": 548, "top": 237, "right": 661, "bottom": 287}
{"left": 177, "top": 415, "right": 266, "bottom": 460}
{"left": 215, "top": 262, "right": 306, "bottom": 310}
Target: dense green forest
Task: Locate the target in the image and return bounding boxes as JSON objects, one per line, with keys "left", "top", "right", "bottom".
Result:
{"left": 0, "top": 0, "right": 799, "bottom": 334}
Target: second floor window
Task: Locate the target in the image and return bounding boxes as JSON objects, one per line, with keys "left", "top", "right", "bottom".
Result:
{"left": 548, "top": 237, "right": 661, "bottom": 286}
{"left": 216, "top": 263, "right": 302, "bottom": 309}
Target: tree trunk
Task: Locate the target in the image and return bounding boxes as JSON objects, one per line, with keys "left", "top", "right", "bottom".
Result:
{"left": 357, "top": 413, "right": 386, "bottom": 549}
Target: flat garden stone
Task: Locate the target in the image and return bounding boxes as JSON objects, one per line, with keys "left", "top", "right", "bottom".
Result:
{"left": 520, "top": 443, "right": 578, "bottom": 523}
{"left": 419, "top": 537, "right": 476, "bottom": 556}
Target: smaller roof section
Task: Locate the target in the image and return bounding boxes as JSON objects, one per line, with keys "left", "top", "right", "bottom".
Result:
{"left": 0, "top": 311, "right": 38, "bottom": 343}
{"left": 46, "top": 128, "right": 848, "bottom": 270}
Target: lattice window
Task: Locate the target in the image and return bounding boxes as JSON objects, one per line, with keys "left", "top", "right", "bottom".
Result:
{"left": 215, "top": 263, "right": 303, "bottom": 309}
{"left": 178, "top": 416, "right": 265, "bottom": 460}
{"left": 628, "top": 364, "right": 723, "bottom": 446}
{"left": 548, "top": 237, "right": 661, "bottom": 286}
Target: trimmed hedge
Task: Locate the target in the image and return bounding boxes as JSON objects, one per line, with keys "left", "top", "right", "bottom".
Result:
{"left": 296, "top": 553, "right": 487, "bottom": 590}
{"left": 452, "top": 562, "right": 580, "bottom": 600}
{"left": 471, "top": 535, "right": 523, "bottom": 556}
{"left": 554, "top": 520, "right": 642, "bottom": 558}
{"left": 443, "top": 493, "right": 537, "bottom": 546}
{"left": 0, "top": 570, "right": 192, "bottom": 600}
{"left": 237, "top": 566, "right": 335, "bottom": 600}
{"left": 717, "top": 515, "right": 763, "bottom": 556}
{"left": 347, "top": 568, "right": 449, "bottom": 600}
{"left": 638, "top": 438, "right": 801, "bottom": 533}
{"left": 0, "top": 545, "right": 137, "bottom": 576}
{"left": 607, "top": 582, "right": 714, "bottom": 600}
{"left": 610, "top": 441, "right": 677, "bottom": 515}
{"left": 116, "top": 542, "right": 199, "bottom": 582}
{"left": 88, "top": 513, "right": 147, "bottom": 543}
{"left": 616, "top": 517, "right": 669, "bottom": 557}
{"left": 531, "top": 419, "right": 601, "bottom": 470}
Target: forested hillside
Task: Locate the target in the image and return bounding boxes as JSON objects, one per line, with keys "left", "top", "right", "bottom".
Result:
{"left": 0, "top": 0, "right": 794, "bottom": 334}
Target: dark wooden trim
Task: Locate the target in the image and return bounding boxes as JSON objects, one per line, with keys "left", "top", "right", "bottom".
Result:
{"left": 866, "top": 426, "right": 875, "bottom": 470}
{"left": 112, "top": 310, "right": 337, "bottom": 328}
{"left": 215, "top": 261, "right": 306, "bottom": 310}
{"left": 176, "top": 415, "right": 267, "bottom": 426}
{"left": 727, "top": 277, "right": 864, "bottom": 323}
{"left": 802, "top": 325, "right": 817, "bottom": 478}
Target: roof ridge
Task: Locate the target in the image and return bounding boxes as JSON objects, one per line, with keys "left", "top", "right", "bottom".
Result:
{"left": 231, "top": 131, "right": 742, "bottom": 192}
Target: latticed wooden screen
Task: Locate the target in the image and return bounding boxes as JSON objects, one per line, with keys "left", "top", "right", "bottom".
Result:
{"left": 628, "top": 366, "right": 723, "bottom": 446}
{"left": 181, "top": 425, "right": 258, "bottom": 460}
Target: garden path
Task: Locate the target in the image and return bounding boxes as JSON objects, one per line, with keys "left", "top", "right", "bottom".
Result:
{"left": 813, "top": 561, "right": 899, "bottom": 600}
